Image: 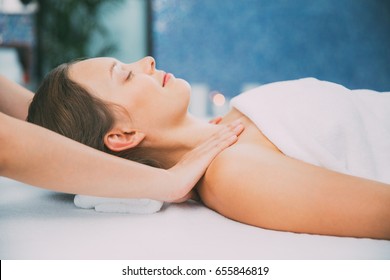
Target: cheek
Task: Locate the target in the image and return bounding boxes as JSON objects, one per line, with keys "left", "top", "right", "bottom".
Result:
{"left": 121, "top": 80, "right": 190, "bottom": 125}
{"left": 126, "top": 88, "right": 161, "bottom": 118}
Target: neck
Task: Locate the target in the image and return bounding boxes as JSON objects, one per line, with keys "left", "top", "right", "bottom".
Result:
{"left": 143, "top": 115, "right": 221, "bottom": 169}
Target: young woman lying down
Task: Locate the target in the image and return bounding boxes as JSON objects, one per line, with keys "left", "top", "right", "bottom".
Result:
{"left": 27, "top": 56, "right": 390, "bottom": 239}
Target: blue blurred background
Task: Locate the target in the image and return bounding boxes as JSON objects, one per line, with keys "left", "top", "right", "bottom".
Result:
{"left": 1, "top": 0, "right": 389, "bottom": 101}
{"left": 152, "top": 0, "right": 390, "bottom": 97}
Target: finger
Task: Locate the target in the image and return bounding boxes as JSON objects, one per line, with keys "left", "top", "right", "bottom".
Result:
{"left": 209, "top": 116, "right": 222, "bottom": 124}
{"left": 202, "top": 122, "right": 243, "bottom": 150}
{"left": 194, "top": 130, "right": 239, "bottom": 156}
{"left": 226, "top": 119, "right": 245, "bottom": 135}
{"left": 232, "top": 122, "right": 244, "bottom": 136}
{"left": 212, "top": 122, "right": 244, "bottom": 143}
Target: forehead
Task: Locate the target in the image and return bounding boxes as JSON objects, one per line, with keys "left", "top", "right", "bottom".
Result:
{"left": 69, "top": 57, "right": 113, "bottom": 76}
{"left": 68, "top": 57, "right": 115, "bottom": 98}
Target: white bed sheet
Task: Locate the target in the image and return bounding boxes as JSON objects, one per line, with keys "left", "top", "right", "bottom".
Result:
{"left": 1, "top": 176, "right": 389, "bottom": 260}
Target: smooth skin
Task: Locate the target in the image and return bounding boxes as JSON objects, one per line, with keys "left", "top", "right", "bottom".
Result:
{"left": 199, "top": 109, "right": 390, "bottom": 239}
{"left": 0, "top": 74, "right": 244, "bottom": 202}
{"left": 50, "top": 56, "right": 390, "bottom": 239}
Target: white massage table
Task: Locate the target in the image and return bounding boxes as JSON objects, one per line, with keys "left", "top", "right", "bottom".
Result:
{"left": 1, "top": 176, "right": 389, "bottom": 259}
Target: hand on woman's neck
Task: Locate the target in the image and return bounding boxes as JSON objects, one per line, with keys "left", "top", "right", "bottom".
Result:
{"left": 144, "top": 115, "right": 222, "bottom": 169}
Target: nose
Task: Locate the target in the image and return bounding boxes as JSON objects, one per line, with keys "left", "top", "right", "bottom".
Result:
{"left": 140, "top": 56, "right": 156, "bottom": 74}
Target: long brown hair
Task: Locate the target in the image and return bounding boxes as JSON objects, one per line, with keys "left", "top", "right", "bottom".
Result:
{"left": 27, "top": 62, "right": 159, "bottom": 167}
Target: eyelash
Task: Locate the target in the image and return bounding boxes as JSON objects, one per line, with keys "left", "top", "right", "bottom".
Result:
{"left": 125, "top": 71, "right": 133, "bottom": 81}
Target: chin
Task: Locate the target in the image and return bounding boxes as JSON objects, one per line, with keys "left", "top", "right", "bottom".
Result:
{"left": 177, "top": 78, "right": 191, "bottom": 91}
{"left": 175, "top": 79, "right": 191, "bottom": 112}
{"left": 176, "top": 78, "right": 191, "bottom": 98}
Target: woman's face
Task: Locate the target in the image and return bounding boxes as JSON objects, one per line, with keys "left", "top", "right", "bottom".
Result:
{"left": 68, "top": 56, "right": 191, "bottom": 132}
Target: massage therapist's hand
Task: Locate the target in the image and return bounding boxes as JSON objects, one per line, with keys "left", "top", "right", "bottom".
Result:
{"left": 166, "top": 119, "right": 244, "bottom": 203}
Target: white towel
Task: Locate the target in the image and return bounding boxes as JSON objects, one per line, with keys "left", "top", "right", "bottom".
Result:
{"left": 231, "top": 78, "right": 390, "bottom": 183}
{"left": 74, "top": 195, "right": 163, "bottom": 214}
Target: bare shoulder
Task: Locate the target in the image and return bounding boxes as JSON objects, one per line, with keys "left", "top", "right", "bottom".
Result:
{"left": 197, "top": 141, "right": 390, "bottom": 239}
{"left": 197, "top": 143, "right": 275, "bottom": 217}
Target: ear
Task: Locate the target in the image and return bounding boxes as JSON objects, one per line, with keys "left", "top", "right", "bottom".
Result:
{"left": 104, "top": 129, "right": 146, "bottom": 152}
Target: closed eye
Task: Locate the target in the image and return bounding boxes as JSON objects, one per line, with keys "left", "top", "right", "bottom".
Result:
{"left": 125, "top": 70, "right": 133, "bottom": 81}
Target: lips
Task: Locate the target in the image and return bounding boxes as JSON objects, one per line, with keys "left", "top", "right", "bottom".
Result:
{"left": 162, "top": 73, "right": 171, "bottom": 87}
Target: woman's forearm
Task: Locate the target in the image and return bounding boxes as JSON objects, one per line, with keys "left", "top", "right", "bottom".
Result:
{"left": 0, "top": 75, "right": 34, "bottom": 120}
{"left": 0, "top": 112, "right": 169, "bottom": 199}
{"left": 0, "top": 113, "right": 242, "bottom": 201}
